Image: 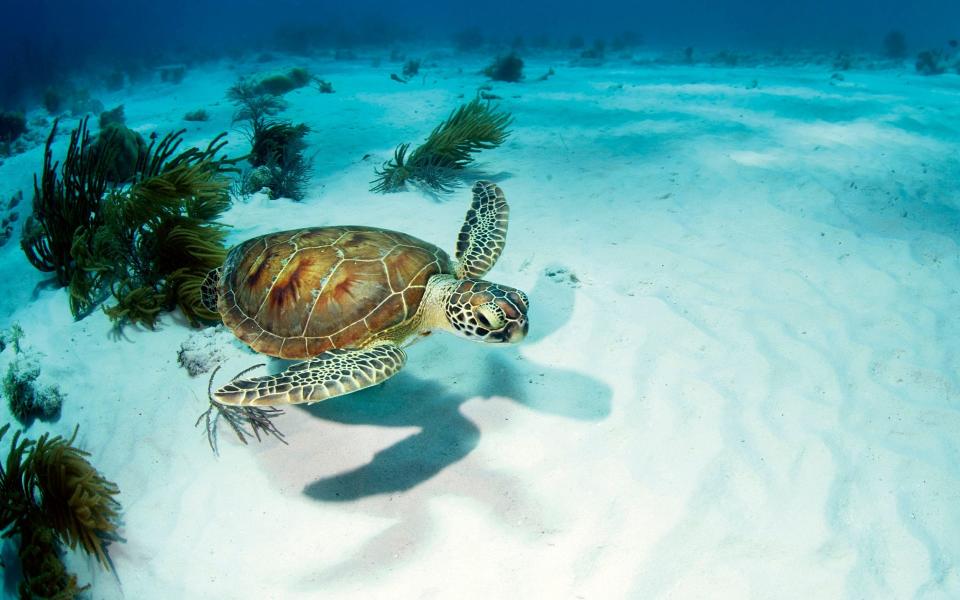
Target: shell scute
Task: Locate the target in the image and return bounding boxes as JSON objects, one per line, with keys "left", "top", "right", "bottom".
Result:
{"left": 219, "top": 226, "right": 451, "bottom": 359}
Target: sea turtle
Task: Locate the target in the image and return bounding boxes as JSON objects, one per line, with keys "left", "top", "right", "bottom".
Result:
{"left": 202, "top": 181, "right": 529, "bottom": 407}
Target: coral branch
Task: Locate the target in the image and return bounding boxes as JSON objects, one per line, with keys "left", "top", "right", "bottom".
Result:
{"left": 372, "top": 97, "right": 511, "bottom": 193}
{"left": 196, "top": 364, "right": 287, "bottom": 455}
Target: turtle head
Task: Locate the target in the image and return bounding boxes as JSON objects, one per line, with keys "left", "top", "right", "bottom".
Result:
{"left": 444, "top": 279, "right": 529, "bottom": 344}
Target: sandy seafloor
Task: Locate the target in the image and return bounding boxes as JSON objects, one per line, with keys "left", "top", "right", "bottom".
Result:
{"left": 1, "top": 49, "right": 959, "bottom": 599}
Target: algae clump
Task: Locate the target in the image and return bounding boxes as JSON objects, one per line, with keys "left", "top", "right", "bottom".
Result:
{"left": 372, "top": 97, "right": 512, "bottom": 193}
{"left": 0, "top": 424, "right": 121, "bottom": 598}
{"left": 21, "top": 118, "right": 239, "bottom": 326}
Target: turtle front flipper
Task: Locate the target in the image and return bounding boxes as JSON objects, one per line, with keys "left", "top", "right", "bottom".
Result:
{"left": 213, "top": 344, "right": 407, "bottom": 406}
{"left": 454, "top": 181, "right": 509, "bottom": 279}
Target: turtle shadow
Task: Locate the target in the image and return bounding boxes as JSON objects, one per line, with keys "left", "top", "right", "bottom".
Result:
{"left": 299, "top": 266, "right": 609, "bottom": 501}
{"left": 299, "top": 372, "right": 480, "bottom": 501}
{"left": 300, "top": 352, "right": 611, "bottom": 501}
{"left": 284, "top": 259, "right": 611, "bottom": 585}
{"left": 526, "top": 263, "right": 575, "bottom": 344}
{"left": 293, "top": 349, "right": 593, "bottom": 586}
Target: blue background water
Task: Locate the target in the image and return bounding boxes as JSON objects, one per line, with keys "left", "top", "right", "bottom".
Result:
{"left": 0, "top": 0, "right": 957, "bottom": 107}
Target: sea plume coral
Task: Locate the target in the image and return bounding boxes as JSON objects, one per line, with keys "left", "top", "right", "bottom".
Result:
{"left": 228, "top": 77, "right": 311, "bottom": 201}
{"left": 28, "top": 428, "right": 121, "bottom": 566}
{"left": 915, "top": 49, "right": 946, "bottom": 75}
{"left": 0, "top": 424, "right": 121, "bottom": 596}
{"left": 371, "top": 97, "right": 512, "bottom": 193}
{"left": 20, "top": 118, "right": 113, "bottom": 312}
{"left": 483, "top": 53, "right": 524, "bottom": 82}
{"left": 21, "top": 118, "right": 239, "bottom": 326}
{"left": 92, "top": 130, "right": 238, "bottom": 327}
{"left": 0, "top": 111, "right": 27, "bottom": 143}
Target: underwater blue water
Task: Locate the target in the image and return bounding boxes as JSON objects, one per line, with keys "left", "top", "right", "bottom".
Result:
{"left": 1, "top": 0, "right": 959, "bottom": 107}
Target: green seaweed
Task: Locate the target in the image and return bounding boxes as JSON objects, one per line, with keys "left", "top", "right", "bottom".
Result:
{"left": 246, "top": 122, "right": 310, "bottom": 200}
{"left": 250, "top": 121, "right": 307, "bottom": 168}
{"left": 228, "top": 78, "right": 311, "bottom": 201}
{"left": 98, "top": 105, "right": 125, "bottom": 129}
{"left": 184, "top": 108, "right": 210, "bottom": 122}
{"left": 372, "top": 97, "right": 512, "bottom": 193}
{"left": 18, "top": 521, "right": 86, "bottom": 599}
{"left": 91, "top": 123, "right": 147, "bottom": 183}
{"left": 0, "top": 424, "right": 120, "bottom": 597}
{"left": 483, "top": 53, "right": 524, "bottom": 82}
{"left": 30, "top": 428, "right": 121, "bottom": 565}
{"left": 251, "top": 67, "right": 312, "bottom": 96}
{"left": 21, "top": 118, "right": 239, "bottom": 326}
{"left": 89, "top": 131, "right": 237, "bottom": 327}
{"left": 227, "top": 79, "right": 287, "bottom": 128}
{"left": 0, "top": 111, "right": 27, "bottom": 143}
{"left": 21, "top": 118, "right": 115, "bottom": 316}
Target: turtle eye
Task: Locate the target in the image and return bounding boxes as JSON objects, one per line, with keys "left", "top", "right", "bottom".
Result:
{"left": 476, "top": 305, "right": 504, "bottom": 330}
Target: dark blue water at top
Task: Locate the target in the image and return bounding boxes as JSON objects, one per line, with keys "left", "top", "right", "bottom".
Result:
{"left": 0, "top": 0, "right": 957, "bottom": 107}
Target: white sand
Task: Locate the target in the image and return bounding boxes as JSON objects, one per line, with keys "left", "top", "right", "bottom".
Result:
{"left": 1, "top": 53, "right": 959, "bottom": 598}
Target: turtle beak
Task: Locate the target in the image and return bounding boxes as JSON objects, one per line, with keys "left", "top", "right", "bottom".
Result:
{"left": 505, "top": 318, "right": 528, "bottom": 343}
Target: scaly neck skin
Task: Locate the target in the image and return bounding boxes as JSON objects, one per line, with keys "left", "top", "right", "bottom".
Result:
{"left": 419, "top": 274, "right": 459, "bottom": 334}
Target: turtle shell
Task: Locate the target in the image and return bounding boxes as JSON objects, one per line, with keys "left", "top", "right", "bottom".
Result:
{"left": 219, "top": 226, "right": 452, "bottom": 360}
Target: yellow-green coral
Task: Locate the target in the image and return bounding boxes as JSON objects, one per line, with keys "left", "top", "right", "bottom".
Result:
{"left": 89, "top": 133, "right": 235, "bottom": 327}
{"left": 29, "top": 428, "right": 121, "bottom": 566}
{"left": 18, "top": 522, "right": 86, "bottom": 599}
{"left": 21, "top": 120, "right": 238, "bottom": 327}
{"left": 372, "top": 97, "right": 512, "bottom": 193}
{"left": 0, "top": 424, "right": 120, "bottom": 597}
{"left": 20, "top": 118, "right": 112, "bottom": 291}
{"left": 251, "top": 67, "right": 311, "bottom": 96}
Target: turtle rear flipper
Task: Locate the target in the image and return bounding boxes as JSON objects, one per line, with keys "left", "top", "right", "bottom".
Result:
{"left": 213, "top": 343, "right": 407, "bottom": 406}
{"left": 454, "top": 181, "right": 509, "bottom": 279}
